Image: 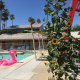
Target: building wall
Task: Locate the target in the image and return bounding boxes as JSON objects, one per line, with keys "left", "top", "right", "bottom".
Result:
{"left": 0, "top": 39, "right": 48, "bottom": 50}
{"left": 39, "top": 24, "right": 44, "bottom": 30}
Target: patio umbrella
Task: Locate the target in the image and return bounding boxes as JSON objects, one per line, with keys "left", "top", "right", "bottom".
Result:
{"left": 24, "top": 30, "right": 48, "bottom": 60}
{"left": 24, "top": 30, "right": 36, "bottom": 60}
{"left": 37, "top": 33, "right": 41, "bottom": 55}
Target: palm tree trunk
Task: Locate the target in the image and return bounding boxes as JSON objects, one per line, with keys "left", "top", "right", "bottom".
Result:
{"left": 0, "top": 10, "right": 1, "bottom": 30}
{"left": 47, "top": 13, "right": 48, "bottom": 28}
{"left": 30, "top": 22, "right": 33, "bottom": 30}
{"left": 2, "top": 22, "right": 3, "bottom": 30}
{"left": 47, "top": 13, "right": 48, "bottom": 21}
{"left": 6, "top": 20, "right": 7, "bottom": 28}
{"left": 12, "top": 19, "right": 13, "bottom": 26}
{"left": 1, "top": 10, "right": 2, "bottom": 30}
{"left": 4, "top": 21, "right": 5, "bottom": 29}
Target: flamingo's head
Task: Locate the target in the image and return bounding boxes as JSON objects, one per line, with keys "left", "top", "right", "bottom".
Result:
{"left": 8, "top": 50, "right": 17, "bottom": 57}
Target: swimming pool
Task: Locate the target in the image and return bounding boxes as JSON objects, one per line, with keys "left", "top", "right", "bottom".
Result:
{"left": 0, "top": 53, "right": 34, "bottom": 62}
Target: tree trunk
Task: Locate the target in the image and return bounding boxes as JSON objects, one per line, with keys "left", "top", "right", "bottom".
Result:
{"left": 47, "top": 13, "right": 48, "bottom": 28}
{"left": 0, "top": 10, "right": 1, "bottom": 30}
{"left": 12, "top": 19, "right": 13, "bottom": 26}
{"left": 4, "top": 21, "right": 5, "bottom": 29}
{"left": 1, "top": 10, "right": 2, "bottom": 30}
{"left": 2, "top": 21, "right": 3, "bottom": 30}
{"left": 6, "top": 20, "right": 7, "bottom": 28}
{"left": 47, "top": 13, "right": 48, "bottom": 21}
{"left": 30, "top": 22, "right": 33, "bottom": 30}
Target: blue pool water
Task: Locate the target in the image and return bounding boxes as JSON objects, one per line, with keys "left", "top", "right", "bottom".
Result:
{"left": 0, "top": 53, "right": 34, "bottom": 62}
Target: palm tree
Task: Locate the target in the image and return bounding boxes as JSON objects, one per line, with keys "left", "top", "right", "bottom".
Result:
{"left": 4, "top": 9, "right": 10, "bottom": 28}
{"left": 0, "top": 0, "right": 5, "bottom": 30}
{"left": 9, "top": 14, "right": 15, "bottom": 26}
{"left": 37, "top": 19, "right": 41, "bottom": 24}
{"left": 1, "top": 9, "right": 10, "bottom": 29}
{"left": 28, "top": 17, "right": 35, "bottom": 30}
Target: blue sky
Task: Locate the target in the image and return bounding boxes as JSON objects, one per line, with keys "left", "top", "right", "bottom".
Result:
{"left": 1, "top": 0, "right": 80, "bottom": 30}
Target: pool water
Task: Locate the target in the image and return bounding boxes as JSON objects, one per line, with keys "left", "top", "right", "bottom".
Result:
{"left": 0, "top": 53, "right": 34, "bottom": 62}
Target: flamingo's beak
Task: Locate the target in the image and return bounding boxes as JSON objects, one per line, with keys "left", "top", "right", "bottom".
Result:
{"left": 16, "top": 54, "right": 17, "bottom": 57}
{"left": 8, "top": 50, "right": 10, "bottom": 51}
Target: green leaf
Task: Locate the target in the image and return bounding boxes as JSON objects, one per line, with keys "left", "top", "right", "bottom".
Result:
{"left": 63, "top": 33, "right": 69, "bottom": 36}
{"left": 43, "top": 18, "right": 46, "bottom": 22}
{"left": 49, "top": 0, "right": 53, "bottom": 2}
{"left": 60, "top": 17, "right": 64, "bottom": 23}
{"left": 53, "top": 4, "right": 56, "bottom": 8}
{"left": 63, "top": 3, "right": 67, "bottom": 6}
{"left": 47, "top": 68, "right": 51, "bottom": 73}
{"left": 54, "top": 23, "right": 57, "bottom": 31}
{"left": 49, "top": 24, "right": 54, "bottom": 28}
{"left": 70, "top": 44, "right": 74, "bottom": 47}
{"left": 49, "top": 11, "right": 55, "bottom": 15}
{"left": 69, "top": 76, "right": 74, "bottom": 80}
{"left": 58, "top": 36, "right": 64, "bottom": 41}
{"left": 64, "top": 27, "right": 69, "bottom": 30}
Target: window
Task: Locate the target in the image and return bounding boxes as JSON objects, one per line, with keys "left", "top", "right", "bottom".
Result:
{"left": 23, "top": 40, "right": 25, "bottom": 44}
{"left": 28, "top": 40, "right": 30, "bottom": 46}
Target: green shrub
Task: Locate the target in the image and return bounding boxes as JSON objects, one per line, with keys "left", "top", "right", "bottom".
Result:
{"left": 2, "top": 29, "right": 7, "bottom": 33}
{"left": 7, "top": 30, "right": 13, "bottom": 34}
{"left": 33, "top": 28, "right": 37, "bottom": 31}
{"left": 27, "top": 27, "right": 31, "bottom": 30}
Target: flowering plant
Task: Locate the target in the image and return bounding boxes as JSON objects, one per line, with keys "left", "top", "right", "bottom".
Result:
{"left": 43, "top": 0, "right": 80, "bottom": 80}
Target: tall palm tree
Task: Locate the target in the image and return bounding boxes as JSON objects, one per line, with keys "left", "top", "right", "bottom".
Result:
{"left": 36, "top": 19, "right": 41, "bottom": 24}
{"left": 28, "top": 17, "right": 35, "bottom": 30}
{"left": 0, "top": 0, "right": 5, "bottom": 30}
{"left": 1, "top": 8, "right": 10, "bottom": 29}
{"left": 4, "top": 9, "right": 10, "bottom": 28}
{"left": 9, "top": 14, "right": 15, "bottom": 26}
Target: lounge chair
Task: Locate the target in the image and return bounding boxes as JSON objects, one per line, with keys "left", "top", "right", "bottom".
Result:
{"left": 37, "top": 46, "right": 40, "bottom": 50}
{"left": 16, "top": 47, "right": 21, "bottom": 50}
{"left": 21, "top": 46, "right": 25, "bottom": 50}
{"left": 25, "top": 46, "right": 29, "bottom": 50}
{"left": 10, "top": 46, "right": 13, "bottom": 50}
{"left": 45, "top": 46, "right": 48, "bottom": 49}
{"left": 37, "top": 46, "right": 43, "bottom": 50}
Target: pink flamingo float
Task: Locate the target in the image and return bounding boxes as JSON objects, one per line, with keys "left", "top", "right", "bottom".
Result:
{"left": 0, "top": 50, "right": 17, "bottom": 66}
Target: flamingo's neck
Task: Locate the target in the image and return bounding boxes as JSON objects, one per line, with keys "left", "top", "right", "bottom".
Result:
{"left": 9, "top": 51, "right": 16, "bottom": 60}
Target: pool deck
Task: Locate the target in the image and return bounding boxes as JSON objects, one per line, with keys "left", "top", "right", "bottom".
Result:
{"left": 0, "top": 50, "right": 80, "bottom": 80}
